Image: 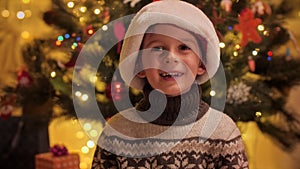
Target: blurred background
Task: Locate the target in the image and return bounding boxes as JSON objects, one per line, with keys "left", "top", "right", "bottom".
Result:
{"left": 0, "top": 0, "right": 300, "bottom": 169}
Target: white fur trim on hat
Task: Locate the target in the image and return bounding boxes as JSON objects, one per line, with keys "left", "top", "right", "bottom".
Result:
{"left": 119, "top": 0, "right": 220, "bottom": 90}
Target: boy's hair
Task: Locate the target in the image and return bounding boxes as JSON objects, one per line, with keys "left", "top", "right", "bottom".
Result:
{"left": 119, "top": 0, "right": 220, "bottom": 90}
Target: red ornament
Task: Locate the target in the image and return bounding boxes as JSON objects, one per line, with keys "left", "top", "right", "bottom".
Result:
{"left": 17, "top": 68, "right": 32, "bottom": 87}
{"left": 234, "top": 8, "right": 262, "bottom": 47}
{"left": 248, "top": 56, "right": 256, "bottom": 72}
{"left": 0, "top": 104, "right": 13, "bottom": 120}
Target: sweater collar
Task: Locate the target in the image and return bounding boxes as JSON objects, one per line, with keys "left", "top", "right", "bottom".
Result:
{"left": 136, "top": 83, "right": 209, "bottom": 126}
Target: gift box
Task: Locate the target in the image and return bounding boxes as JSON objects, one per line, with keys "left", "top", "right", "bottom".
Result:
{"left": 35, "top": 152, "right": 80, "bottom": 169}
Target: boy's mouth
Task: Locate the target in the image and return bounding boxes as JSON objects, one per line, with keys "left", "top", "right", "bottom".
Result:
{"left": 159, "top": 72, "right": 183, "bottom": 78}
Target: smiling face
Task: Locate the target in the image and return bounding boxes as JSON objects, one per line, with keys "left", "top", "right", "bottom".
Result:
{"left": 137, "top": 24, "right": 206, "bottom": 96}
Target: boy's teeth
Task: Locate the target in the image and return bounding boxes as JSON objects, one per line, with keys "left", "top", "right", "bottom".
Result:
{"left": 160, "top": 72, "right": 182, "bottom": 77}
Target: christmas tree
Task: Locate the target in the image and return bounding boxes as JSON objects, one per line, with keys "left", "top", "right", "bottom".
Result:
{"left": 1, "top": 0, "right": 300, "bottom": 155}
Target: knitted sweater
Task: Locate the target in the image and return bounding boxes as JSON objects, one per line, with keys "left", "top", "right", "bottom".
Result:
{"left": 92, "top": 85, "right": 248, "bottom": 169}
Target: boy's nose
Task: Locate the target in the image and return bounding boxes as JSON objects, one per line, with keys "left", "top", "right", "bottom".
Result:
{"left": 162, "top": 53, "right": 179, "bottom": 64}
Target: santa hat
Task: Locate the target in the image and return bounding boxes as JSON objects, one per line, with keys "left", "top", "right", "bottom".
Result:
{"left": 119, "top": 0, "right": 220, "bottom": 90}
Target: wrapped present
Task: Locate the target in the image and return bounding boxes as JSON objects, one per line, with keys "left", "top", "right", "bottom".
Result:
{"left": 35, "top": 145, "right": 80, "bottom": 169}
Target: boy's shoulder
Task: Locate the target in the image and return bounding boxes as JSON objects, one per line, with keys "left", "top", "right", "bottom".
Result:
{"left": 192, "top": 108, "right": 242, "bottom": 141}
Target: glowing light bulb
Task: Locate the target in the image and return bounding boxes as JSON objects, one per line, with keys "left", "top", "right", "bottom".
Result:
{"left": 94, "top": 8, "right": 101, "bottom": 15}
{"left": 21, "top": 31, "right": 30, "bottom": 39}
{"left": 252, "top": 50, "right": 258, "bottom": 56}
{"left": 75, "top": 91, "right": 82, "bottom": 97}
{"left": 79, "top": 6, "right": 87, "bottom": 13}
{"left": 24, "top": 10, "right": 32, "bottom": 17}
{"left": 255, "top": 111, "right": 262, "bottom": 117}
{"left": 83, "top": 123, "right": 92, "bottom": 131}
{"left": 87, "top": 140, "right": 95, "bottom": 148}
{"left": 219, "top": 42, "right": 225, "bottom": 48}
{"left": 210, "top": 90, "right": 216, "bottom": 96}
{"left": 102, "top": 25, "right": 108, "bottom": 31}
{"left": 257, "top": 24, "right": 265, "bottom": 31}
{"left": 89, "top": 130, "right": 98, "bottom": 137}
{"left": 233, "top": 51, "right": 238, "bottom": 57}
{"left": 81, "top": 146, "right": 89, "bottom": 154}
{"left": 235, "top": 44, "right": 241, "bottom": 50}
{"left": 81, "top": 94, "right": 89, "bottom": 101}
{"left": 16, "top": 11, "right": 25, "bottom": 19}
{"left": 1, "top": 10, "right": 10, "bottom": 18}
{"left": 50, "top": 71, "right": 56, "bottom": 78}
{"left": 67, "top": 1, "right": 75, "bottom": 8}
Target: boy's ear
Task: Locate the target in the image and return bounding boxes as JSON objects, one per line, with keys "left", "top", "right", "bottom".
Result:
{"left": 137, "top": 70, "right": 146, "bottom": 78}
{"left": 197, "top": 66, "right": 206, "bottom": 76}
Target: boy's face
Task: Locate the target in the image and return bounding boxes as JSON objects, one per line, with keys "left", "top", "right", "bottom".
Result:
{"left": 137, "top": 24, "right": 206, "bottom": 96}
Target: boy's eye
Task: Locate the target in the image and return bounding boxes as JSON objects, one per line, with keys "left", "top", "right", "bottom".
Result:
{"left": 151, "top": 46, "right": 164, "bottom": 52}
{"left": 179, "top": 44, "right": 191, "bottom": 51}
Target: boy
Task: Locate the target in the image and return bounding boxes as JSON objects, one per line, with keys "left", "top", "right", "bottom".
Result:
{"left": 92, "top": 1, "right": 248, "bottom": 168}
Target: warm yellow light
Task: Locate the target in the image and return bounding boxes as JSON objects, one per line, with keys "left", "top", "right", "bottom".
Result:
{"left": 219, "top": 42, "right": 226, "bottom": 48}
{"left": 76, "top": 131, "right": 85, "bottom": 139}
{"left": 1, "top": 10, "right": 10, "bottom": 18}
{"left": 263, "top": 31, "right": 269, "bottom": 36}
{"left": 80, "top": 162, "right": 88, "bottom": 169}
{"left": 233, "top": 51, "right": 238, "bottom": 57}
{"left": 24, "top": 10, "right": 32, "bottom": 17}
{"left": 21, "top": 31, "right": 30, "bottom": 39}
{"left": 22, "top": 0, "right": 30, "bottom": 4}
{"left": 81, "top": 146, "right": 89, "bottom": 154}
{"left": 89, "top": 130, "right": 98, "bottom": 137}
{"left": 210, "top": 90, "right": 216, "bottom": 96}
{"left": 257, "top": 24, "right": 265, "bottom": 31}
{"left": 256, "top": 111, "right": 262, "bottom": 117}
{"left": 81, "top": 94, "right": 89, "bottom": 101}
{"left": 89, "top": 76, "right": 97, "bottom": 83}
{"left": 87, "top": 140, "right": 95, "bottom": 148}
{"left": 67, "top": 1, "right": 75, "bottom": 8}
{"left": 79, "top": 6, "right": 87, "bottom": 13}
{"left": 94, "top": 8, "right": 101, "bottom": 15}
{"left": 75, "top": 91, "right": 82, "bottom": 97}
{"left": 235, "top": 44, "right": 241, "bottom": 50}
{"left": 83, "top": 123, "right": 92, "bottom": 131}
{"left": 79, "top": 17, "right": 85, "bottom": 23}
{"left": 50, "top": 71, "right": 56, "bottom": 78}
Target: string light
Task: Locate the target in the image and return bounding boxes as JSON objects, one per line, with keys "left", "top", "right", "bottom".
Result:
{"left": 55, "top": 40, "right": 62, "bottom": 46}
{"left": 102, "top": 25, "right": 108, "bottom": 31}
{"left": 67, "top": 1, "right": 75, "bottom": 8}
{"left": 252, "top": 50, "right": 258, "bottom": 56}
{"left": 219, "top": 42, "right": 226, "bottom": 48}
{"left": 94, "top": 8, "right": 101, "bottom": 15}
{"left": 83, "top": 123, "right": 92, "bottom": 131}
{"left": 233, "top": 51, "right": 238, "bottom": 57}
{"left": 89, "top": 130, "right": 98, "bottom": 137}
{"left": 81, "top": 94, "right": 89, "bottom": 101}
{"left": 79, "top": 6, "right": 87, "bottom": 13}
{"left": 235, "top": 44, "right": 241, "bottom": 50}
{"left": 24, "top": 10, "right": 32, "bottom": 18}
{"left": 64, "top": 33, "right": 70, "bottom": 39}
{"left": 81, "top": 146, "right": 89, "bottom": 154}
{"left": 75, "top": 91, "right": 82, "bottom": 97}
{"left": 255, "top": 111, "right": 262, "bottom": 117}
{"left": 21, "top": 31, "right": 30, "bottom": 39}
{"left": 1, "top": 10, "right": 10, "bottom": 18}
{"left": 57, "top": 36, "right": 64, "bottom": 41}
{"left": 16, "top": 11, "right": 25, "bottom": 19}
{"left": 87, "top": 140, "right": 95, "bottom": 148}
{"left": 50, "top": 71, "right": 57, "bottom": 78}
{"left": 257, "top": 24, "right": 265, "bottom": 31}
{"left": 210, "top": 90, "right": 216, "bottom": 96}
